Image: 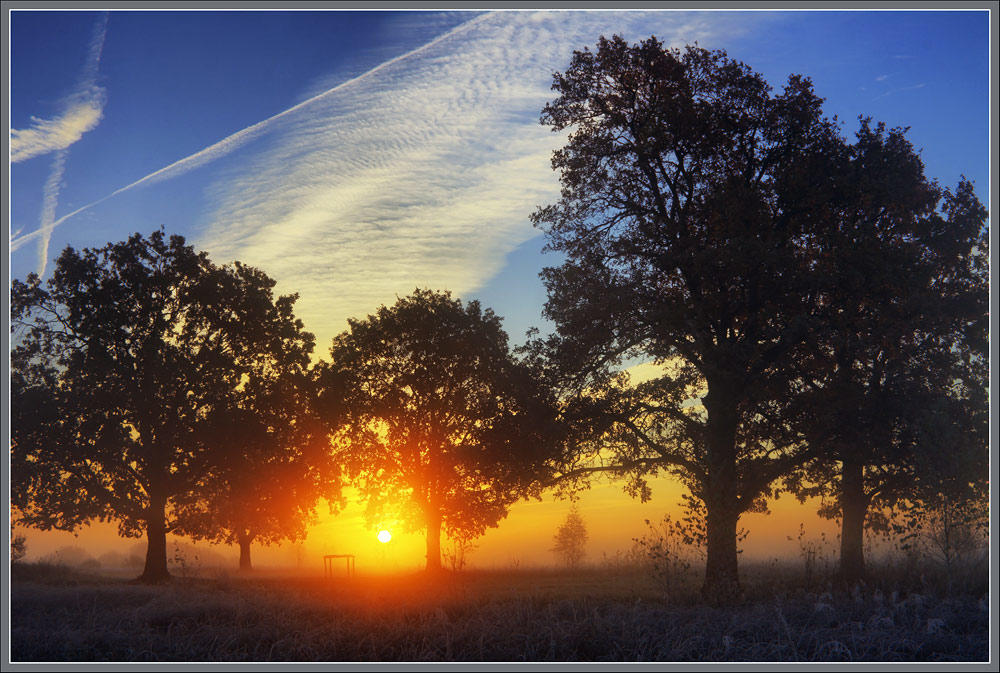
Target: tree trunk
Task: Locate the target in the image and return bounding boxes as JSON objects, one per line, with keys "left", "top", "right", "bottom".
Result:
{"left": 138, "top": 490, "right": 170, "bottom": 584}
{"left": 701, "top": 380, "right": 742, "bottom": 605}
{"left": 425, "top": 508, "right": 442, "bottom": 572}
{"left": 839, "top": 456, "right": 867, "bottom": 584}
{"left": 238, "top": 531, "right": 253, "bottom": 572}
{"left": 703, "top": 493, "right": 741, "bottom": 604}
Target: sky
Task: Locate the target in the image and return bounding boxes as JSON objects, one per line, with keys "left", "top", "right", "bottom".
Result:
{"left": 8, "top": 9, "right": 992, "bottom": 571}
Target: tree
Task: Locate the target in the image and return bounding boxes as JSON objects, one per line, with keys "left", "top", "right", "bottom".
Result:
{"left": 530, "top": 37, "right": 844, "bottom": 603}
{"left": 551, "top": 505, "right": 588, "bottom": 568}
{"left": 321, "top": 289, "right": 555, "bottom": 571}
{"left": 10, "top": 532, "right": 27, "bottom": 562}
{"left": 782, "top": 121, "right": 988, "bottom": 583}
{"left": 170, "top": 264, "right": 343, "bottom": 572}
{"left": 10, "top": 230, "right": 316, "bottom": 583}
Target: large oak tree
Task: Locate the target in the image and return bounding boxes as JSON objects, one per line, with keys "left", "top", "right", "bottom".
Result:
{"left": 10, "top": 231, "right": 319, "bottom": 582}
{"left": 784, "top": 121, "right": 989, "bottom": 582}
{"left": 321, "top": 289, "right": 555, "bottom": 571}
{"left": 530, "top": 37, "right": 845, "bottom": 603}
{"left": 170, "top": 264, "right": 343, "bottom": 572}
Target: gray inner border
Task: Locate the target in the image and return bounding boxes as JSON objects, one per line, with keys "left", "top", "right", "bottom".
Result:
{"left": 3, "top": 1, "right": 997, "bottom": 671}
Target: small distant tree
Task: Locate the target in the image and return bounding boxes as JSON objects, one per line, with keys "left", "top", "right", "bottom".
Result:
{"left": 551, "top": 505, "right": 588, "bottom": 568}
{"left": 10, "top": 533, "right": 27, "bottom": 563}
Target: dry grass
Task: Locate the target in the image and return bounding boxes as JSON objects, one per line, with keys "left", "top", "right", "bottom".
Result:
{"left": 8, "top": 561, "right": 989, "bottom": 662}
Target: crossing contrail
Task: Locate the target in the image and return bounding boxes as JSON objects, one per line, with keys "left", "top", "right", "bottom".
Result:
{"left": 33, "top": 12, "right": 109, "bottom": 275}
{"left": 11, "top": 12, "right": 492, "bottom": 254}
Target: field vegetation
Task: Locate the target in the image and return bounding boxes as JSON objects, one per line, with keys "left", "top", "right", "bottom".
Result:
{"left": 10, "top": 535, "right": 988, "bottom": 663}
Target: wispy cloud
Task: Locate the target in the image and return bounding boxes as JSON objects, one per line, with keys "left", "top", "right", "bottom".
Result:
{"left": 12, "top": 11, "right": 759, "bottom": 347}
{"left": 11, "top": 12, "right": 108, "bottom": 164}
{"left": 15, "top": 12, "right": 109, "bottom": 276}
{"left": 9, "top": 13, "right": 492, "bottom": 255}
{"left": 10, "top": 91, "right": 105, "bottom": 163}
{"left": 873, "top": 82, "right": 926, "bottom": 101}
{"left": 197, "top": 11, "right": 745, "bottom": 347}
{"left": 37, "top": 149, "right": 70, "bottom": 273}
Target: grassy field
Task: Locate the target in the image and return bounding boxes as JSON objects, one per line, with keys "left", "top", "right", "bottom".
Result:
{"left": 8, "top": 560, "right": 990, "bottom": 662}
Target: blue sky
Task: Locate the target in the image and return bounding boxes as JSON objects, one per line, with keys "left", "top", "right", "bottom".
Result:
{"left": 10, "top": 9, "right": 991, "bottom": 353}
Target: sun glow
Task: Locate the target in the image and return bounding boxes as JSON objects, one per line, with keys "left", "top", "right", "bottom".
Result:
{"left": 377, "top": 530, "right": 392, "bottom": 544}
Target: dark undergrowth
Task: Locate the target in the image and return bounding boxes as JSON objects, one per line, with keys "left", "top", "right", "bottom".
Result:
{"left": 9, "top": 561, "right": 989, "bottom": 662}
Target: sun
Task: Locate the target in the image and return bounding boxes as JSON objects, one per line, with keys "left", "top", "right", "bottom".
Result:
{"left": 377, "top": 530, "right": 392, "bottom": 544}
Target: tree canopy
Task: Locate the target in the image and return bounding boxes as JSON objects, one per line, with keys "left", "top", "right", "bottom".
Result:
{"left": 530, "top": 36, "right": 848, "bottom": 602}
{"left": 322, "top": 289, "right": 556, "bottom": 571}
{"left": 783, "top": 122, "right": 988, "bottom": 581}
{"left": 169, "top": 264, "right": 343, "bottom": 572}
{"left": 530, "top": 35, "right": 988, "bottom": 601}
{"left": 10, "top": 231, "right": 325, "bottom": 582}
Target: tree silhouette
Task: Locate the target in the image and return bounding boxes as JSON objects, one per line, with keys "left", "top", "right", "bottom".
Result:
{"left": 170, "top": 265, "right": 343, "bottom": 572}
{"left": 10, "top": 362, "right": 72, "bottom": 532}
{"left": 321, "top": 289, "right": 554, "bottom": 571}
{"left": 551, "top": 505, "right": 588, "bottom": 568}
{"left": 10, "top": 231, "right": 317, "bottom": 583}
{"left": 10, "top": 531, "right": 27, "bottom": 562}
{"left": 783, "top": 122, "right": 988, "bottom": 583}
{"left": 530, "top": 36, "right": 847, "bottom": 603}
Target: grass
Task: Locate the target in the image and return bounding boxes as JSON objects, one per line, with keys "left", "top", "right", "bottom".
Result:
{"left": 8, "top": 560, "right": 990, "bottom": 662}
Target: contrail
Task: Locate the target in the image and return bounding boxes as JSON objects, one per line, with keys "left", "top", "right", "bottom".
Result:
{"left": 37, "top": 149, "right": 70, "bottom": 274}
{"left": 33, "top": 12, "right": 109, "bottom": 275}
{"left": 11, "top": 12, "right": 493, "bottom": 254}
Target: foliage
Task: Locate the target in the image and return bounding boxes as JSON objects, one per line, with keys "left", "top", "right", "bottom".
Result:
{"left": 10, "top": 230, "right": 316, "bottom": 582}
{"left": 169, "top": 267, "right": 341, "bottom": 572}
{"left": 11, "top": 534, "right": 28, "bottom": 562}
{"left": 632, "top": 514, "right": 694, "bottom": 597}
{"left": 888, "top": 489, "right": 988, "bottom": 594}
{"left": 96, "top": 550, "right": 145, "bottom": 569}
{"left": 787, "top": 523, "right": 834, "bottom": 584}
{"left": 322, "top": 289, "right": 557, "bottom": 570}
{"left": 530, "top": 36, "right": 845, "bottom": 602}
{"left": 781, "top": 120, "right": 989, "bottom": 582}
{"left": 442, "top": 534, "right": 478, "bottom": 572}
{"left": 917, "top": 497, "right": 988, "bottom": 573}
{"left": 39, "top": 546, "right": 101, "bottom": 570}
{"left": 633, "top": 497, "right": 752, "bottom": 598}
{"left": 551, "top": 505, "right": 588, "bottom": 568}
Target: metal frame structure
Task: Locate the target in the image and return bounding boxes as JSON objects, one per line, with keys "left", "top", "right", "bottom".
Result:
{"left": 323, "top": 554, "right": 356, "bottom": 579}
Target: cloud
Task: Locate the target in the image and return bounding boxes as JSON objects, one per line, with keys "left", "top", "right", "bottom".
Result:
{"left": 12, "top": 12, "right": 108, "bottom": 165}
{"left": 9, "top": 13, "right": 492, "bottom": 254}
{"left": 10, "top": 90, "right": 106, "bottom": 163}
{"left": 197, "top": 11, "right": 747, "bottom": 348}
{"left": 36, "top": 149, "right": 70, "bottom": 274}
{"left": 873, "top": 82, "right": 926, "bottom": 101}
{"left": 11, "top": 11, "right": 761, "bottom": 348}
{"left": 16, "top": 12, "right": 109, "bottom": 277}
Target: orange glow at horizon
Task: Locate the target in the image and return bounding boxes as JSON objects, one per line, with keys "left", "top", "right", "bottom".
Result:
{"left": 15, "top": 478, "right": 841, "bottom": 574}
